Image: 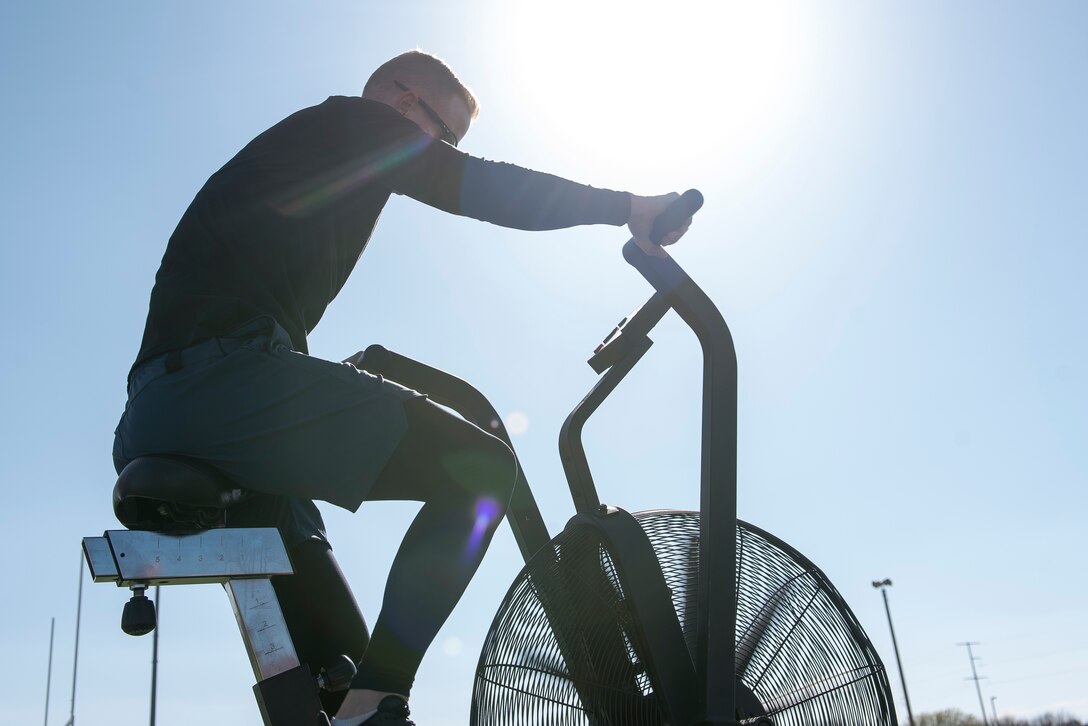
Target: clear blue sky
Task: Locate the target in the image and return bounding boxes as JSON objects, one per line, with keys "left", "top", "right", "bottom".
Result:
{"left": 1, "top": 1, "right": 1085, "bottom": 724}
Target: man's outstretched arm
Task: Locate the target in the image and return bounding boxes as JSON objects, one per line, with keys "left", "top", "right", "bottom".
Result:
{"left": 379, "top": 123, "right": 688, "bottom": 246}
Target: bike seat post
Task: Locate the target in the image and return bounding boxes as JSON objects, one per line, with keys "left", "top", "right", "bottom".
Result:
{"left": 83, "top": 526, "right": 328, "bottom": 725}
{"left": 224, "top": 577, "right": 300, "bottom": 680}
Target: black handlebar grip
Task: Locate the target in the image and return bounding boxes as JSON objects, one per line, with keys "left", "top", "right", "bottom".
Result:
{"left": 649, "top": 189, "right": 703, "bottom": 245}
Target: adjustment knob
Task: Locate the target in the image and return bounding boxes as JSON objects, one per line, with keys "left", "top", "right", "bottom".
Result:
{"left": 121, "top": 588, "right": 157, "bottom": 636}
{"left": 316, "top": 654, "right": 357, "bottom": 692}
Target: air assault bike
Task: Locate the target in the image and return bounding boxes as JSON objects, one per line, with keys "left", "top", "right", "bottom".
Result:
{"left": 82, "top": 191, "right": 898, "bottom": 725}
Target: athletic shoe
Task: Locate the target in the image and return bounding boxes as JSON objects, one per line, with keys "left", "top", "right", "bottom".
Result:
{"left": 358, "top": 695, "right": 415, "bottom": 725}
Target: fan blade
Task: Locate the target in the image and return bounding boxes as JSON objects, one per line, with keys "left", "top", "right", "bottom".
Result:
{"left": 735, "top": 573, "right": 822, "bottom": 680}
{"left": 754, "top": 665, "right": 888, "bottom": 716}
{"left": 735, "top": 584, "right": 790, "bottom": 677}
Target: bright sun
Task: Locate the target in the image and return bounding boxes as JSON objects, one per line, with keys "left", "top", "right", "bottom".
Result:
{"left": 492, "top": 1, "right": 812, "bottom": 183}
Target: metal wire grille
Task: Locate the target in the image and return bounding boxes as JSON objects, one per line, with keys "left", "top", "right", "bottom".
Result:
{"left": 471, "top": 519, "right": 663, "bottom": 725}
{"left": 471, "top": 511, "right": 896, "bottom": 725}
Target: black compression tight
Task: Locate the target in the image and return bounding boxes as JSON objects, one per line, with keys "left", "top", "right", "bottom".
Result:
{"left": 272, "top": 540, "right": 370, "bottom": 715}
{"left": 351, "top": 397, "right": 517, "bottom": 695}
{"left": 277, "top": 397, "right": 517, "bottom": 704}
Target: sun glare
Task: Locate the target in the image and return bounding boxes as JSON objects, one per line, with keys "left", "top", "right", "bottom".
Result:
{"left": 493, "top": 1, "right": 811, "bottom": 181}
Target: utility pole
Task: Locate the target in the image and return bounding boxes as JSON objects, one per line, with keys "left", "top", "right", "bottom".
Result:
{"left": 957, "top": 641, "right": 988, "bottom": 726}
{"left": 44, "top": 617, "right": 56, "bottom": 726}
{"left": 872, "top": 579, "right": 916, "bottom": 726}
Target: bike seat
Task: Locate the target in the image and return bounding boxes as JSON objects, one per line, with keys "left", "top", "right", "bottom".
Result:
{"left": 113, "top": 456, "right": 253, "bottom": 532}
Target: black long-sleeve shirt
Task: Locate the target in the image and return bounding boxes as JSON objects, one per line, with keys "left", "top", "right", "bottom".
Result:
{"left": 133, "top": 96, "right": 631, "bottom": 369}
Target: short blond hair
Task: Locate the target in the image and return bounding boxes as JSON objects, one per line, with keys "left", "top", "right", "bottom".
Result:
{"left": 363, "top": 50, "right": 479, "bottom": 120}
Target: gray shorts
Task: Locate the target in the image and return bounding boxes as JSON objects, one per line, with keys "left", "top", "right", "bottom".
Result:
{"left": 112, "top": 318, "right": 421, "bottom": 548}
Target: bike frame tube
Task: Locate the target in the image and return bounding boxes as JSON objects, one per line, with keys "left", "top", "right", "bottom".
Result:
{"left": 559, "top": 331, "right": 655, "bottom": 514}
{"left": 623, "top": 240, "right": 738, "bottom": 725}
{"left": 559, "top": 293, "right": 671, "bottom": 513}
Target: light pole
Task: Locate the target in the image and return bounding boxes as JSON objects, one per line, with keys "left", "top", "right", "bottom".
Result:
{"left": 991, "top": 696, "right": 998, "bottom": 724}
{"left": 150, "top": 586, "right": 160, "bottom": 726}
{"left": 66, "top": 552, "right": 84, "bottom": 726}
{"left": 872, "top": 578, "right": 916, "bottom": 726}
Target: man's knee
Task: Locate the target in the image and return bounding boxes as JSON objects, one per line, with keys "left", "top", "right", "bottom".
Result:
{"left": 449, "top": 431, "right": 517, "bottom": 507}
{"left": 426, "top": 422, "right": 515, "bottom": 513}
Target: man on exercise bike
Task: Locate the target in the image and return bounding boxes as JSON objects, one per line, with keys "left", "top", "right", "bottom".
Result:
{"left": 114, "top": 50, "right": 690, "bottom": 726}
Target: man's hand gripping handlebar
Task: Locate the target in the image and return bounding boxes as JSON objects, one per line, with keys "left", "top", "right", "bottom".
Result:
{"left": 627, "top": 190, "right": 702, "bottom": 258}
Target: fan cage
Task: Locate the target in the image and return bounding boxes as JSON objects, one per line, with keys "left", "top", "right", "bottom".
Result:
{"left": 471, "top": 510, "right": 896, "bottom": 726}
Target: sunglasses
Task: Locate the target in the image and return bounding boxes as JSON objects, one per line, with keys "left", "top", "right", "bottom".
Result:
{"left": 394, "top": 80, "right": 460, "bottom": 147}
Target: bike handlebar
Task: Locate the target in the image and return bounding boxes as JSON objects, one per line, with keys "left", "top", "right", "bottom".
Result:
{"left": 649, "top": 189, "right": 704, "bottom": 245}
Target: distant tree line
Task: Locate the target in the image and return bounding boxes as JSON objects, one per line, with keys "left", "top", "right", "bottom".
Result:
{"left": 915, "top": 709, "right": 1084, "bottom": 726}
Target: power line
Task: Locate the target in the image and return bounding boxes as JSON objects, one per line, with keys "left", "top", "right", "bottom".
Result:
{"left": 989, "top": 664, "right": 1088, "bottom": 685}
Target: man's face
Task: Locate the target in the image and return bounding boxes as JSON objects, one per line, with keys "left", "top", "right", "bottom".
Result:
{"left": 432, "top": 92, "right": 473, "bottom": 147}
{"left": 402, "top": 85, "right": 473, "bottom": 147}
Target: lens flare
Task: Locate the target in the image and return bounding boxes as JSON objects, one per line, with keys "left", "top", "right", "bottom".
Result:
{"left": 464, "top": 496, "right": 503, "bottom": 563}
{"left": 275, "top": 134, "right": 431, "bottom": 217}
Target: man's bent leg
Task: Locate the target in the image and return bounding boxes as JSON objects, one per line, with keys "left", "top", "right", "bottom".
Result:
{"left": 336, "top": 398, "right": 517, "bottom": 718}
{"left": 272, "top": 540, "right": 370, "bottom": 715}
